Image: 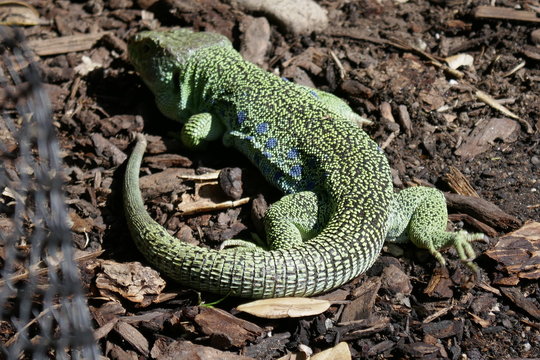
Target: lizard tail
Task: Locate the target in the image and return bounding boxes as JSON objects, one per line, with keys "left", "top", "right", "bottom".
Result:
{"left": 123, "top": 134, "right": 389, "bottom": 298}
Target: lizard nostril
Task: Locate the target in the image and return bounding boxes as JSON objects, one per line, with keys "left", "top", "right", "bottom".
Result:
{"left": 138, "top": 42, "right": 151, "bottom": 56}
{"left": 172, "top": 70, "right": 181, "bottom": 90}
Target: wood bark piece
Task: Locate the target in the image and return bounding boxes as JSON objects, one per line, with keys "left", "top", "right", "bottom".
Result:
{"left": 91, "top": 133, "right": 127, "bottom": 166}
{"left": 444, "top": 166, "right": 479, "bottom": 198}
{"left": 474, "top": 6, "right": 540, "bottom": 23}
{"left": 397, "top": 105, "right": 412, "bottom": 137}
{"left": 424, "top": 266, "right": 453, "bottom": 299}
{"left": 444, "top": 193, "right": 521, "bottom": 232}
{"left": 380, "top": 264, "right": 412, "bottom": 295}
{"left": 500, "top": 287, "right": 540, "bottom": 320}
{"left": 242, "top": 332, "right": 290, "bottom": 359}
{"left": 89, "top": 301, "right": 126, "bottom": 327}
{"left": 448, "top": 213, "right": 498, "bottom": 237}
{"left": 455, "top": 118, "right": 519, "bottom": 160}
{"left": 422, "top": 319, "right": 464, "bottom": 339}
{"left": 239, "top": 16, "right": 271, "bottom": 67}
{"left": 340, "top": 277, "right": 381, "bottom": 322}
{"left": 27, "top": 32, "right": 111, "bottom": 56}
{"left": 151, "top": 338, "right": 254, "bottom": 360}
{"left": 193, "top": 307, "right": 264, "bottom": 349}
{"left": 485, "top": 222, "right": 540, "bottom": 281}
{"left": 341, "top": 316, "right": 390, "bottom": 341}
{"left": 114, "top": 321, "right": 150, "bottom": 356}
{"left": 143, "top": 153, "right": 193, "bottom": 169}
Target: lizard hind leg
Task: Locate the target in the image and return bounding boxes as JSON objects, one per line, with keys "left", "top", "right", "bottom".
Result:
{"left": 264, "top": 191, "right": 326, "bottom": 250}
{"left": 220, "top": 191, "right": 324, "bottom": 252}
{"left": 387, "top": 187, "right": 484, "bottom": 270}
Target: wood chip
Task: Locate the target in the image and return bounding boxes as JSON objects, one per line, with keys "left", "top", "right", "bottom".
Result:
{"left": 381, "top": 264, "right": 412, "bottom": 295}
{"left": 27, "top": 32, "right": 111, "bottom": 56}
{"left": 91, "top": 133, "right": 127, "bottom": 166}
{"left": 139, "top": 168, "right": 194, "bottom": 198}
{"left": 69, "top": 211, "right": 93, "bottom": 233}
{"left": 468, "top": 312, "right": 492, "bottom": 328}
{"left": 143, "top": 153, "right": 192, "bottom": 169}
{"left": 341, "top": 316, "right": 390, "bottom": 340}
{"left": 379, "top": 102, "right": 395, "bottom": 123}
{"left": 150, "top": 338, "right": 253, "bottom": 360}
{"left": 397, "top": 105, "right": 412, "bottom": 137}
{"left": 474, "top": 6, "right": 540, "bottom": 23}
{"left": 240, "top": 16, "right": 271, "bottom": 67}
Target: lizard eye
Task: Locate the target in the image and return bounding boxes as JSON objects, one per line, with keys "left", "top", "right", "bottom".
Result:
{"left": 138, "top": 41, "right": 152, "bottom": 56}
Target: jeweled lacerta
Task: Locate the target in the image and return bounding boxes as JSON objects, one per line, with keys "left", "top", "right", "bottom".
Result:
{"left": 124, "top": 29, "right": 483, "bottom": 299}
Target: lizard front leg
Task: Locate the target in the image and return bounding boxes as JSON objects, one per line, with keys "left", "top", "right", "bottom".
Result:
{"left": 386, "top": 186, "right": 484, "bottom": 270}
{"left": 180, "top": 112, "right": 224, "bottom": 149}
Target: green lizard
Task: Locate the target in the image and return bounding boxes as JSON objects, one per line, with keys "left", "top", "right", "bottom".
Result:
{"left": 124, "top": 29, "right": 483, "bottom": 299}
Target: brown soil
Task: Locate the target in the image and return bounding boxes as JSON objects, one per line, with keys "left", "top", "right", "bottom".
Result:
{"left": 7, "top": 0, "right": 540, "bottom": 358}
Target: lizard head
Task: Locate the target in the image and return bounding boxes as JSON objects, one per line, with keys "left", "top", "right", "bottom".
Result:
{"left": 128, "top": 29, "right": 232, "bottom": 120}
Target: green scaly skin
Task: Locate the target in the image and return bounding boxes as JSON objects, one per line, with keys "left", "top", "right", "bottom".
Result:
{"left": 124, "top": 29, "right": 484, "bottom": 299}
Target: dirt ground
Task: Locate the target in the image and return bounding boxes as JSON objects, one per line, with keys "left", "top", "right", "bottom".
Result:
{"left": 5, "top": 0, "right": 540, "bottom": 358}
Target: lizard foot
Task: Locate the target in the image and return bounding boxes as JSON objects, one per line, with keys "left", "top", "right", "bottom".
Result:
{"left": 429, "top": 230, "right": 486, "bottom": 274}
{"left": 219, "top": 234, "right": 267, "bottom": 252}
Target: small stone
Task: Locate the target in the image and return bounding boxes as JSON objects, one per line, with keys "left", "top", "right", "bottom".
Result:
{"left": 531, "top": 155, "right": 540, "bottom": 167}
{"left": 531, "top": 29, "right": 540, "bottom": 45}
{"left": 234, "top": 0, "right": 328, "bottom": 34}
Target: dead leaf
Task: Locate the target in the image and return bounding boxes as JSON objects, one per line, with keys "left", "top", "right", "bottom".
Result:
{"left": 69, "top": 211, "right": 93, "bottom": 233}
{"left": 445, "top": 53, "right": 474, "bottom": 69}
{"left": 475, "top": 90, "right": 520, "bottom": 121}
{"left": 95, "top": 260, "right": 166, "bottom": 306}
{"left": 236, "top": 297, "right": 331, "bottom": 319}
{"left": 0, "top": 1, "right": 42, "bottom": 26}
{"left": 176, "top": 182, "right": 250, "bottom": 216}
{"left": 74, "top": 55, "right": 102, "bottom": 75}
{"left": 311, "top": 342, "right": 351, "bottom": 360}
{"left": 467, "top": 312, "right": 492, "bottom": 328}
